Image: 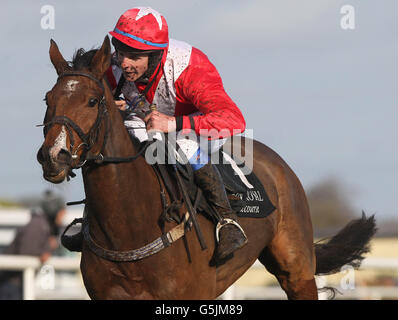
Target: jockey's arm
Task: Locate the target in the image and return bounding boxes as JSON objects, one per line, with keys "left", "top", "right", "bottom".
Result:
{"left": 174, "top": 47, "right": 246, "bottom": 140}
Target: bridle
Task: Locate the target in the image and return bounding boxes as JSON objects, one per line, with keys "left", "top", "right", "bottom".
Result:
{"left": 41, "top": 71, "right": 109, "bottom": 169}
{"left": 44, "top": 71, "right": 199, "bottom": 261}
{"left": 40, "top": 71, "right": 149, "bottom": 176}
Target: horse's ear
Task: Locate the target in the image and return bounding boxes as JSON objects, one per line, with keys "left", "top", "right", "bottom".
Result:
{"left": 49, "top": 39, "right": 70, "bottom": 75}
{"left": 90, "top": 36, "right": 111, "bottom": 79}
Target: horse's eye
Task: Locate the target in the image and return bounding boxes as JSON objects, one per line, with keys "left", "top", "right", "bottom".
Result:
{"left": 88, "top": 98, "right": 98, "bottom": 107}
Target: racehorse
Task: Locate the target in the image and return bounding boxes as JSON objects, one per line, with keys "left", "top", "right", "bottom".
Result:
{"left": 37, "top": 36, "right": 376, "bottom": 300}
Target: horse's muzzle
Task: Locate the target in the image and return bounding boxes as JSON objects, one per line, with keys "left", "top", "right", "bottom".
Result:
{"left": 37, "top": 145, "right": 72, "bottom": 183}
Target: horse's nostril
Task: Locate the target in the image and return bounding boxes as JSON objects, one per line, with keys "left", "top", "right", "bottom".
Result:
{"left": 57, "top": 149, "right": 72, "bottom": 165}
{"left": 37, "top": 146, "right": 46, "bottom": 164}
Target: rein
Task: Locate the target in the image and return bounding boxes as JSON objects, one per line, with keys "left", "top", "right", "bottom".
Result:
{"left": 48, "top": 70, "right": 193, "bottom": 261}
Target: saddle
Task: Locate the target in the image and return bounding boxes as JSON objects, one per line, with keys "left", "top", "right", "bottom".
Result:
{"left": 153, "top": 137, "right": 276, "bottom": 227}
{"left": 61, "top": 135, "right": 276, "bottom": 262}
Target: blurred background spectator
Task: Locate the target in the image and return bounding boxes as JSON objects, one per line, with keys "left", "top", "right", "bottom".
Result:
{"left": 0, "top": 190, "right": 66, "bottom": 300}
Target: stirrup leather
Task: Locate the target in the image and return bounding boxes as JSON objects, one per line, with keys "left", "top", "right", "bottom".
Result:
{"left": 215, "top": 218, "right": 247, "bottom": 243}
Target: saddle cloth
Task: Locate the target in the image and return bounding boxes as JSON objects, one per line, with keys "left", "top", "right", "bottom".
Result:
{"left": 171, "top": 145, "right": 276, "bottom": 220}
{"left": 129, "top": 133, "right": 276, "bottom": 221}
{"left": 214, "top": 149, "right": 276, "bottom": 218}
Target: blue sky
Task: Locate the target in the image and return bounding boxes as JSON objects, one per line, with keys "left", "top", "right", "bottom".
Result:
{"left": 0, "top": 0, "right": 397, "bottom": 221}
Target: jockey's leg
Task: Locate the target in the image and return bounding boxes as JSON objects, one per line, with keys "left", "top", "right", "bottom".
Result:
{"left": 194, "top": 163, "right": 248, "bottom": 260}
{"left": 125, "top": 116, "right": 248, "bottom": 260}
{"left": 177, "top": 137, "right": 248, "bottom": 261}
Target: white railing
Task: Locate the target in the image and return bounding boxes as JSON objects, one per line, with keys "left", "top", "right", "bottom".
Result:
{"left": 220, "top": 258, "right": 398, "bottom": 300}
{"left": 0, "top": 254, "right": 397, "bottom": 300}
{"left": 0, "top": 254, "right": 88, "bottom": 300}
{"left": 1, "top": 210, "right": 396, "bottom": 300}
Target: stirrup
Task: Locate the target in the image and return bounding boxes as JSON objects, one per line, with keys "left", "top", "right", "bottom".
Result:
{"left": 215, "top": 218, "right": 247, "bottom": 243}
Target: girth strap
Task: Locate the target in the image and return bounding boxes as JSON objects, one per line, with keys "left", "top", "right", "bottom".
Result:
{"left": 63, "top": 212, "right": 192, "bottom": 262}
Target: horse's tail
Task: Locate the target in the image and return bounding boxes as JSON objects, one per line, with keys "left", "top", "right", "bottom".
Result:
{"left": 314, "top": 212, "right": 377, "bottom": 276}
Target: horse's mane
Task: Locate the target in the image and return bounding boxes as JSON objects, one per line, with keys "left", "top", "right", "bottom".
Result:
{"left": 68, "top": 46, "right": 141, "bottom": 145}
{"left": 69, "top": 48, "right": 99, "bottom": 70}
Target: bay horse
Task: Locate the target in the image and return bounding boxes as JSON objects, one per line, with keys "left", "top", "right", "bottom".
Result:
{"left": 37, "top": 36, "right": 376, "bottom": 300}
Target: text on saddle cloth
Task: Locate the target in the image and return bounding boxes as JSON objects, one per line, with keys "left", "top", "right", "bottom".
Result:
{"left": 215, "top": 150, "right": 276, "bottom": 219}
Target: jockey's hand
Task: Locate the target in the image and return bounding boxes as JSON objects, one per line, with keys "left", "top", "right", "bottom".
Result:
{"left": 114, "top": 99, "right": 127, "bottom": 111}
{"left": 144, "top": 110, "right": 176, "bottom": 133}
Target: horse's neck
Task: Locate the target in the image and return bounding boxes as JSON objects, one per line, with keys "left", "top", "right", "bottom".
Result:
{"left": 82, "top": 86, "right": 159, "bottom": 248}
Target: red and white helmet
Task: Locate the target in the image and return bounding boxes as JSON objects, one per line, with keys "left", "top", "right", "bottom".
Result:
{"left": 109, "top": 7, "right": 169, "bottom": 51}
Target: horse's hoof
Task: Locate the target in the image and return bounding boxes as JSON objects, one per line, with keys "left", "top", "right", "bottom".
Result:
{"left": 61, "top": 232, "right": 83, "bottom": 252}
{"left": 215, "top": 224, "right": 248, "bottom": 260}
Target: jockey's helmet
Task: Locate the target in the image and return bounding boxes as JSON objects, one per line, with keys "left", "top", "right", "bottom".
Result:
{"left": 109, "top": 7, "right": 169, "bottom": 52}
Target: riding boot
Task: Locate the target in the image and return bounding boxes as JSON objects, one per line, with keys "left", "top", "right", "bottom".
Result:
{"left": 194, "top": 163, "right": 248, "bottom": 260}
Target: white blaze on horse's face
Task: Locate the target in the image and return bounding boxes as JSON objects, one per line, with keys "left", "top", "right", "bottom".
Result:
{"left": 49, "top": 126, "right": 68, "bottom": 161}
{"left": 65, "top": 80, "right": 79, "bottom": 97}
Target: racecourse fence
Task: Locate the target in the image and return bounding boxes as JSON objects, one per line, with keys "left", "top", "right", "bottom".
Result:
{"left": 220, "top": 258, "right": 398, "bottom": 300}
{"left": 0, "top": 254, "right": 88, "bottom": 300}
{"left": 0, "top": 209, "right": 397, "bottom": 300}
{"left": 0, "top": 208, "right": 87, "bottom": 300}
{"left": 0, "top": 255, "right": 397, "bottom": 300}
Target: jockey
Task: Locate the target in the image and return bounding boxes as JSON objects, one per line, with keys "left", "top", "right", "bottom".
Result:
{"left": 107, "top": 7, "right": 247, "bottom": 260}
